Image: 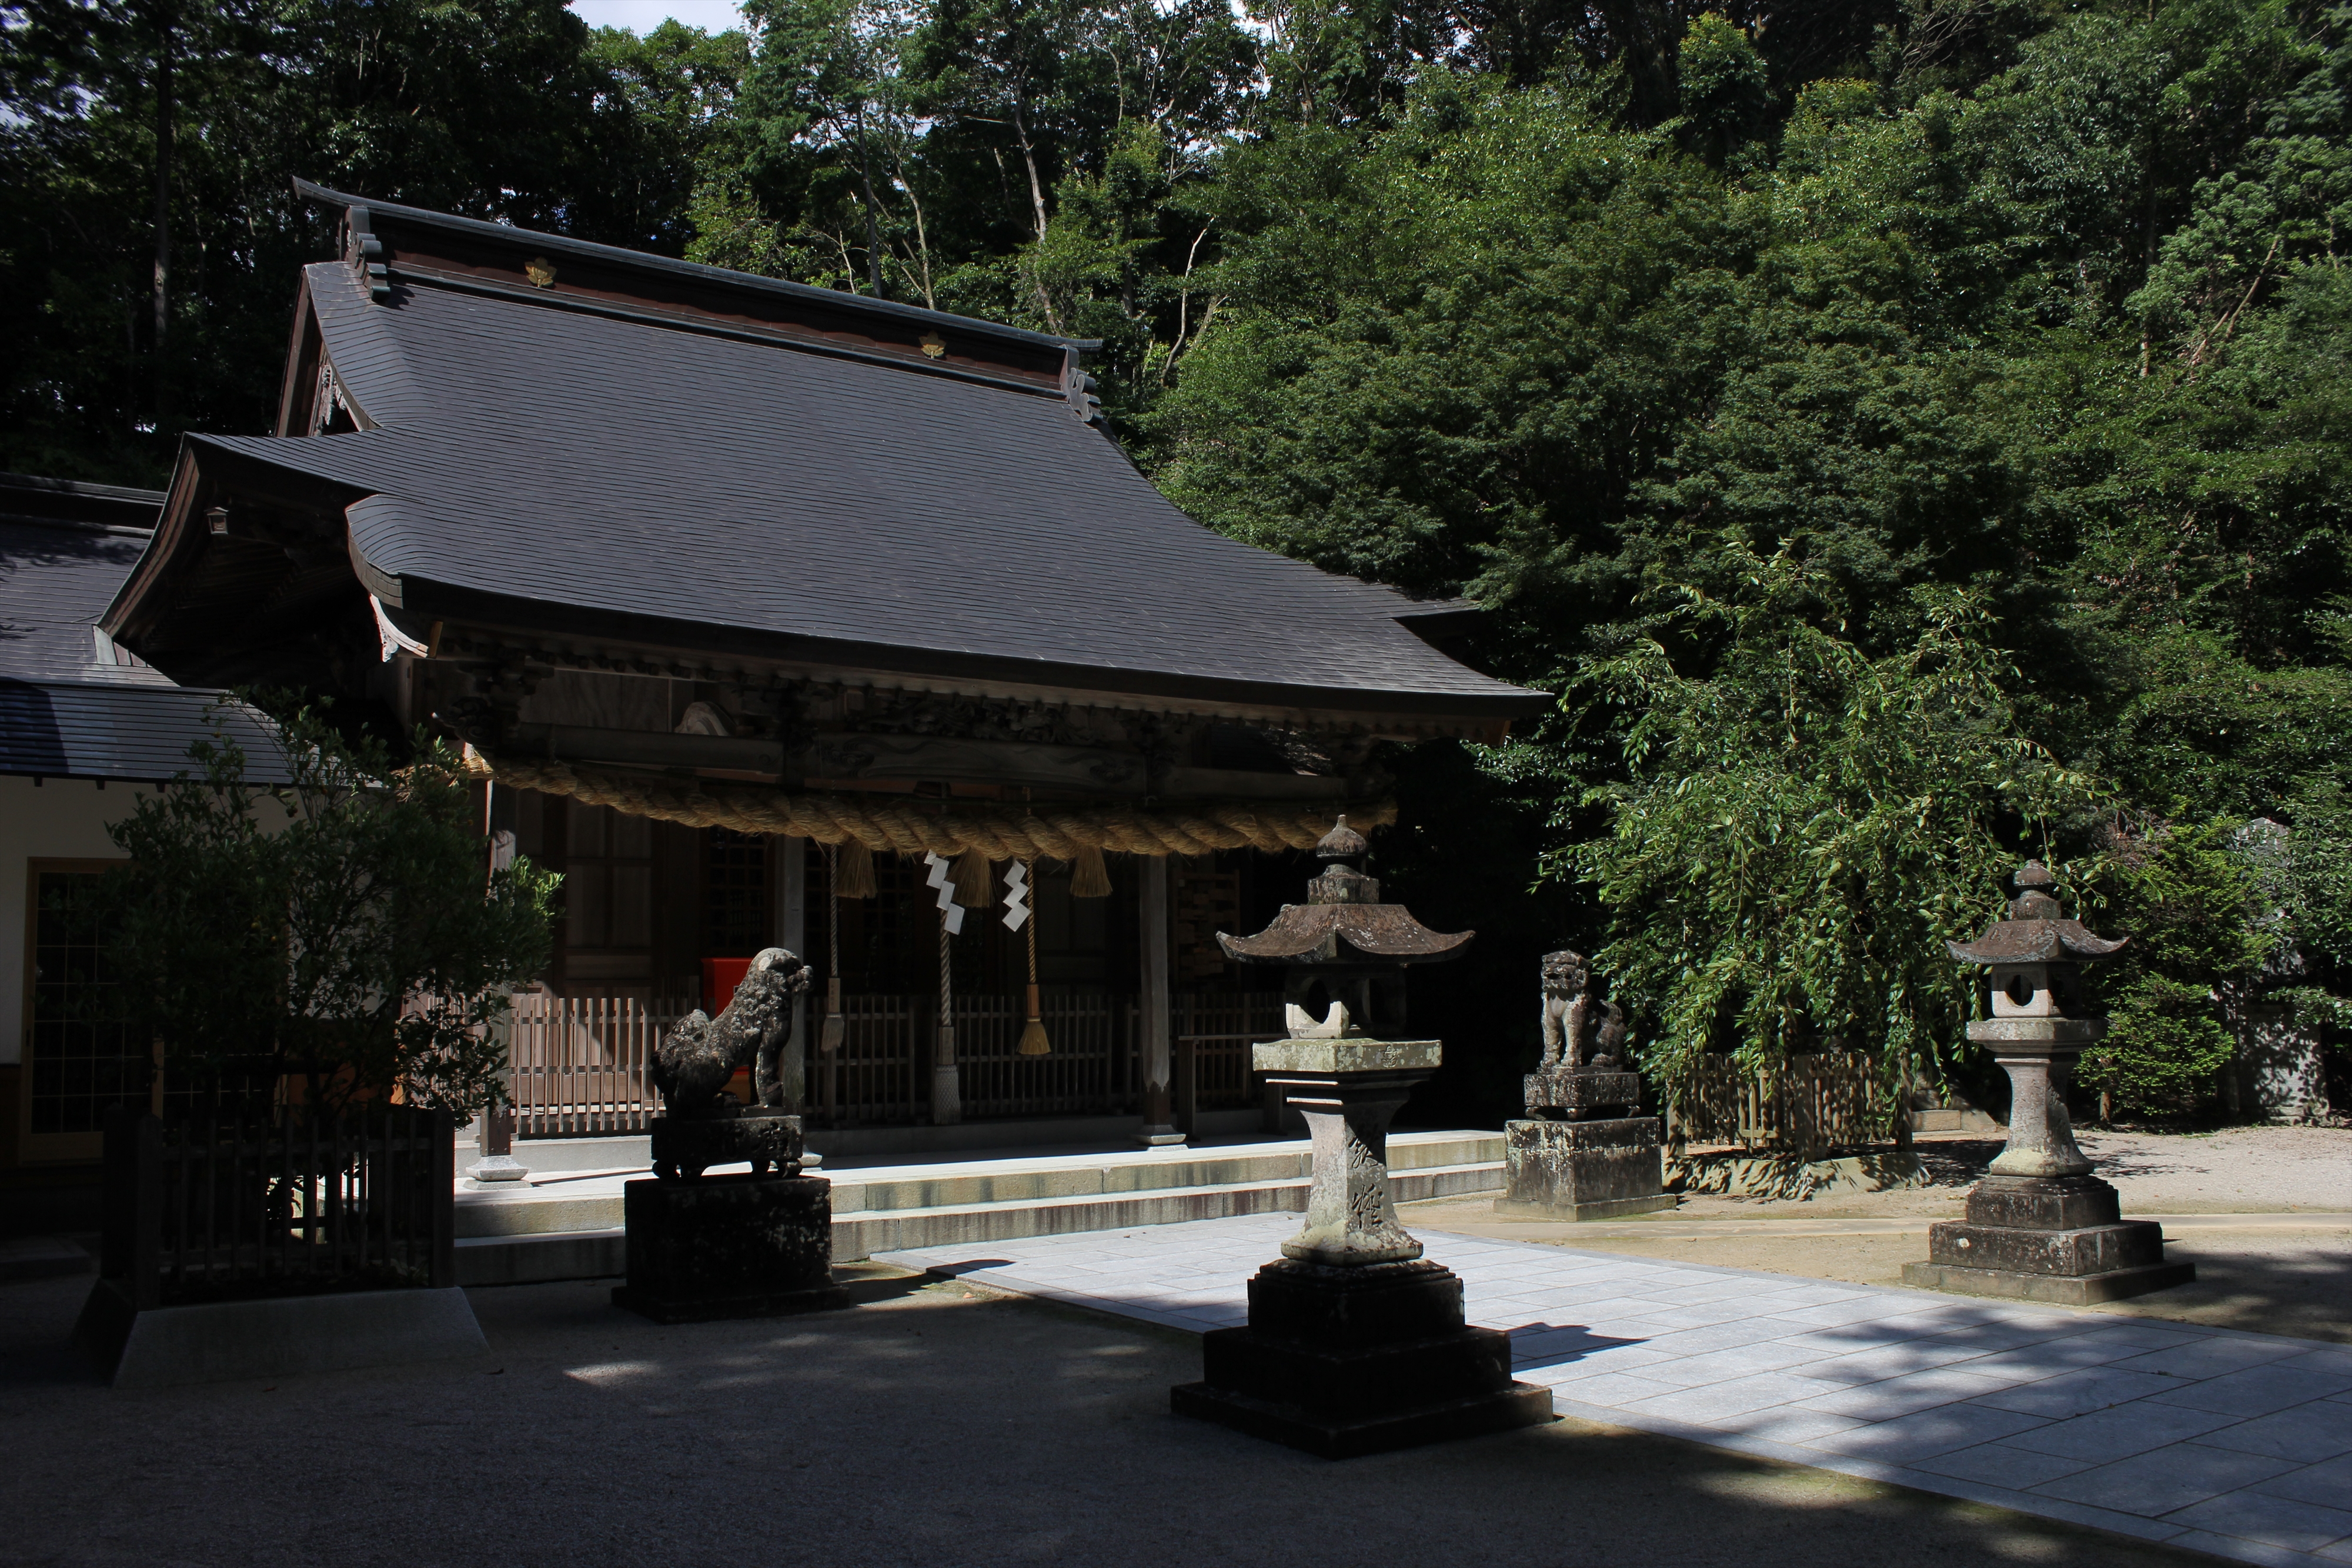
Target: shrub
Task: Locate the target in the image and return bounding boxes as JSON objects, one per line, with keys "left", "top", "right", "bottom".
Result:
{"left": 97, "top": 699, "right": 559, "bottom": 1117}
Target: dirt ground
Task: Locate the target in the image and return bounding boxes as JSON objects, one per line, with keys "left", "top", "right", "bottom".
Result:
{"left": 0, "top": 1266, "right": 2226, "bottom": 1568}
{"left": 1405, "top": 1124, "right": 2352, "bottom": 1344}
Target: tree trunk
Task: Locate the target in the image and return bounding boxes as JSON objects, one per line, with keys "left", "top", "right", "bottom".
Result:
{"left": 151, "top": 0, "right": 174, "bottom": 424}
{"left": 852, "top": 104, "right": 885, "bottom": 297}
{"left": 1011, "top": 103, "right": 1050, "bottom": 245}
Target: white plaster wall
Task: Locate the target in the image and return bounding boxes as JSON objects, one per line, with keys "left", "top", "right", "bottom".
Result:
{"left": 0, "top": 775, "right": 155, "bottom": 1065}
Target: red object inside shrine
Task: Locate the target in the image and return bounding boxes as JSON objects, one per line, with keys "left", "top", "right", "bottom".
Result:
{"left": 702, "top": 956, "right": 754, "bottom": 1014}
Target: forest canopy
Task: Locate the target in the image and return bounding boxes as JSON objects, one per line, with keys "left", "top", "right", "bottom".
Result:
{"left": 6, "top": 0, "right": 2347, "bottom": 1114}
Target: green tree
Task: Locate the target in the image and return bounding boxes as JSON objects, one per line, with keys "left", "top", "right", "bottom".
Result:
{"left": 1563, "top": 547, "right": 2086, "bottom": 1099}
{"left": 2076, "top": 817, "right": 2270, "bottom": 1119}
{"left": 96, "top": 703, "right": 559, "bottom": 1116}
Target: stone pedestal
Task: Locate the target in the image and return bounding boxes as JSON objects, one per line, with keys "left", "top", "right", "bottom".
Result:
{"left": 610, "top": 1174, "right": 851, "bottom": 1323}
{"left": 1171, "top": 1038, "right": 1553, "bottom": 1456}
{"left": 650, "top": 1106, "right": 803, "bottom": 1181}
{"left": 1905, "top": 934, "right": 2193, "bottom": 1305}
{"left": 465, "top": 1104, "right": 529, "bottom": 1187}
{"left": 1521, "top": 1069, "right": 1642, "bottom": 1119}
{"left": 1902, "top": 1174, "right": 2194, "bottom": 1304}
{"left": 1498, "top": 1117, "right": 1674, "bottom": 1221}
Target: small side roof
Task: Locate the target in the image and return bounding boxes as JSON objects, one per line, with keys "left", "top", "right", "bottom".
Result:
{"left": 0, "top": 476, "right": 283, "bottom": 781}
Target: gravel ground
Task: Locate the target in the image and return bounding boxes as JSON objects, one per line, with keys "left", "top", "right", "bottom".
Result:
{"left": 2057, "top": 1124, "right": 2352, "bottom": 1212}
{"left": 1406, "top": 1125, "right": 2352, "bottom": 1343}
{"left": 0, "top": 1268, "right": 2222, "bottom": 1568}
{"left": 1402, "top": 1219, "right": 2352, "bottom": 1344}
{"left": 1661, "top": 1125, "right": 2352, "bottom": 1221}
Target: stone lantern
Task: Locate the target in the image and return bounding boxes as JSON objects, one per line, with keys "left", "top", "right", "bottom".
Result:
{"left": 1902, "top": 862, "right": 2196, "bottom": 1304}
{"left": 1170, "top": 818, "right": 1553, "bottom": 1455}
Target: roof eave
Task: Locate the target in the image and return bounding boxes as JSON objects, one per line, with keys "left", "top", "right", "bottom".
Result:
{"left": 400, "top": 574, "right": 1553, "bottom": 729}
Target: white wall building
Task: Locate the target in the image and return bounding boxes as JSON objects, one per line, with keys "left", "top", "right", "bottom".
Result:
{"left": 1, "top": 474, "right": 277, "bottom": 1165}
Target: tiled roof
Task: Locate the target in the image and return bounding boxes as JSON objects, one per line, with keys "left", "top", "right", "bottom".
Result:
{"left": 0, "top": 500, "right": 283, "bottom": 781}
{"left": 175, "top": 228, "right": 1545, "bottom": 722}
{"left": 0, "top": 679, "right": 282, "bottom": 781}
{"left": 0, "top": 516, "right": 176, "bottom": 686}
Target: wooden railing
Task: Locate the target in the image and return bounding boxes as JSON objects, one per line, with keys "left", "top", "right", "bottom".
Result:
{"left": 818, "top": 992, "right": 926, "bottom": 1128}
{"left": 1175, "top": 993, "right": 1287, "bottom": 1121}
{"left": 507, "top": 991, "right": 1281, "bottom": 1134}
{"left": 1665, "top": 1053, "right": 1899, "bottom": 1154}
{"left": 936, "top": 992, "right": 1135, "bottom": 1122}
{"left": 98, "top": 1106, "right": 453, "bottom": 1309}
{"left": 507, "top": 995, "right": 681, "bottom": 1137}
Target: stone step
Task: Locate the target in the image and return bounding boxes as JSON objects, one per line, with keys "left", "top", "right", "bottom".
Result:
{"left": 455, "top": 1130, "right": 1502, "bottom": 1238}
{"left": 483, "top": 1109, "right": 1277, "bottom": 1177}
{"left": 833, "top": 1159, "right": 1503, "bottom": 1261}
{"left": 450, "top": 1136, "right": 1506, "bottom": 1286}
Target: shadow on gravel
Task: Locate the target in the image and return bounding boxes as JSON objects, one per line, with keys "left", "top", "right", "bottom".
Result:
{"left": 1911, "top": 1139, "right": 2002, "bottom": 1187}
{"left": 2097, "top": 1230, "right": 2352, "bottom": 1343}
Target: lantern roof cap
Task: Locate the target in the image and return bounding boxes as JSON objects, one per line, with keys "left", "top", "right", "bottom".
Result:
{"left": 1218, "top": 817, "right": 1471, "bottom": 967}
{"left": 1317, "top": 814, "right": 1369, "bottom": 862}
{"left": 1947, "top": 861, "right": 2127, "bottom": 967}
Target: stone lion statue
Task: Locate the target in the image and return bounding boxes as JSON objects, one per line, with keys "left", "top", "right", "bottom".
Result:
{"left": 654, "top": 947, "right": 810, "bottom": 1116}
{"left": 1539, "top": 950, "right": 1589, "bottom": 1070}
{"left": 1539, "top": 948, "right": 1629, "bottom": 1072}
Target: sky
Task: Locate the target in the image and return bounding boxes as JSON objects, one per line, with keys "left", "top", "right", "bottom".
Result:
{"left": 569, "top": 0, "right": 746, "bottom": 34}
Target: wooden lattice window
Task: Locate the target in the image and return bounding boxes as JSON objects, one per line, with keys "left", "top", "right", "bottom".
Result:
{"left": 703, "top": 827, "right": 769, "bottom": 955}
{"left": 563, "top": 800, "right": 652, "bottom": 951}
{"left": 1175, "top": 869, "right": 1241, "bottom": 982}
{"left": 22, "top": 864, "right": 147, "bottom": 1150}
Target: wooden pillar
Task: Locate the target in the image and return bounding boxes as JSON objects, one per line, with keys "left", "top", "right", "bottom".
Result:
{"left": 777, "top": 835, "right": 807, "bottom": 1110}
{"left": 1138, "top": 855, "right": 1183, "bottom": 1146}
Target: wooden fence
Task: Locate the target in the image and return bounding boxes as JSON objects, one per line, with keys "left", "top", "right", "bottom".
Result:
{"left": 1175, "top": 993, "right": 1288, "bottom": 1124}
{"left": 507, "top": 995, "right": 680, "bottom": 1137}
{"left": 931, "top": 993, "right": 1135, "bottom": 1122}
{"left": 1665, "top": 1053, "right": 1899, "bottom": 1153}
{"left": 99, "top": 1105, "right": 453, "bottom": 1309}
{"left": 509, "top": 991, "right": 1285, "bottom": 1134}
{"left": 816, "top": 992, "right": 926, "bottom": 1128}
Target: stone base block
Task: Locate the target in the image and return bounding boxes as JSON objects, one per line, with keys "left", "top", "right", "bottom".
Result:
{"left": 1245, "top": 1258, "right": 1464, "bottom": 1343}
{"left": 1901, "top": 1259, "right": 2196, "bottom": 1305}
{"left": 1522, "top": 1071, "right": 1642, "bottom": 1119}
{"left": 1500, "top": 1117, "right": 1667, "bottom": 1219}
{"left": 1965, "top": 1174, "right": 2122, "bottom": 1231}
{"left": 1199, "top": 1323, "right": 1517, "bottom": 1418}
{"left": 1907, "top": 1171, "right": 2194, "bottom": 1305}
{"left": 1927, "top": 1218, "right": 2169, "bottom": 1277}
{"left": 1171, "top": 1258, "right": 1553, "bottom": 1457}
{"left": 612, "top": 1173, "right": 850, "bottom": 1323}
{"left": 1171, "top": 1378, "right": 1555, "bottom": 1460}
{"left": 650, "top": 1109, "right": 804, "bottom": 1181}
{"left": 75, "top": 1279, "right": 486, "bottom": 1390}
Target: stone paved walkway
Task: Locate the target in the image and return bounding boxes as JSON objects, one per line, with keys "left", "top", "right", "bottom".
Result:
{"left": 878, "top": 1212, "right": 2352, "bottom": 1568}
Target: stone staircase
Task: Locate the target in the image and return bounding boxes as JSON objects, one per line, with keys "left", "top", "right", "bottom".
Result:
{"left": 453, "top": 1129, "right": 1505, "bottom": 1286}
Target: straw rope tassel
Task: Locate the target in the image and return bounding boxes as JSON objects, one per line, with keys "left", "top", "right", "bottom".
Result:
{"left": 1071, "top": 842, "right": 1111, "bottom": 898}
{"left": 951, "top": 845, "right": 993, "bottom": 907}
{"left": 819, "top": 842, "right": 845, "bottom": 1055}
{"left": 837, "top": 837, "right": 877, "bottom": 900}
{"left": 1017, "top": 859, "right": 1050, "bottom": 1057}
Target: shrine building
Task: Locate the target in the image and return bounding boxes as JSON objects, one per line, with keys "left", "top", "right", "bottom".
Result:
{"left": 93, "top": 179, "right": 1548, "bottom": 1149}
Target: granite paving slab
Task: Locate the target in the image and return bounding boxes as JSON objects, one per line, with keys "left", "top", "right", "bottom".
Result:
{"left": 880, "top": 1210, "right": 2352, "bottom": 1567}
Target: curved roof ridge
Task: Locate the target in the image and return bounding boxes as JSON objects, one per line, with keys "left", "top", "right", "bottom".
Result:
{"left": 293, "top": 178, "right": 1100, "bottom": 356}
